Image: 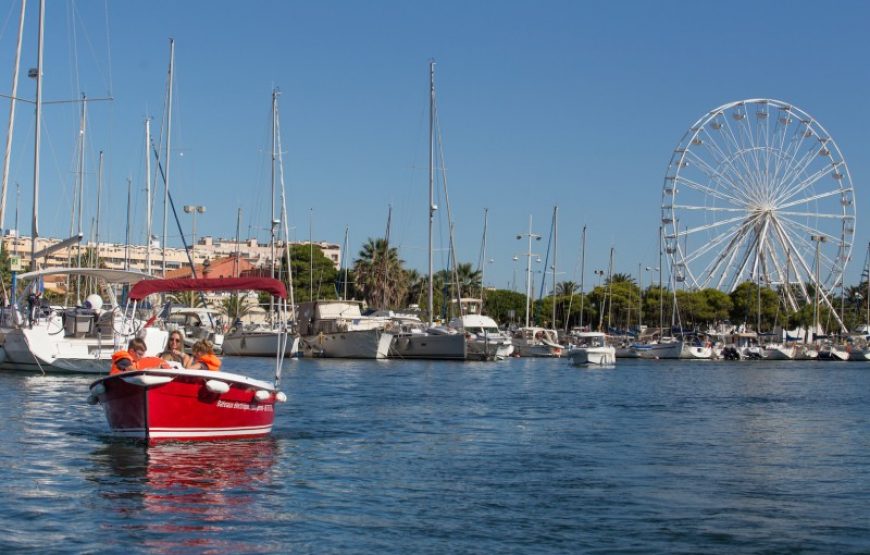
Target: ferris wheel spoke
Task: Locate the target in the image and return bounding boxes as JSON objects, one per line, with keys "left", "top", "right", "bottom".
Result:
{"left": 672, "top": 204, "right": 747, "bottom": 213}
{"left": 682, "top": 150, "right": 753, "bottom": 201}
{"left": 773, "top": 146, "right": 818, "bottom": 199}
{"left": 769, "top": 219, "right": 813, "bottom": 304}
{"left": 674, "top": 175, "right": 746, "bottom": 205}
{"left": 682, "top": 214, "right": 749, "bottom": 237}
{"left": 777, "top": 187, "right": 845, "bottom": 211}
{"left": 682, "top": 220, "right": 746, "bottom": 266}
{"left": 706, "top": 220, "right": 756, "bottom": 289}
{"left": 777, "top": 218, "right": 840, "bottom": 270}
{"left": 719, "top": 117, "right": 762, "bottom": 190}
{"left": 776, "top": 210, "right": 852, "bottom": 220}
{"left": 777, "top": 164, "right": 840, "bottom": 205}
{"left": 704, "top": 127, "right": 750, "bottom": 201}
{"left": 699, "top": 129, "right": 759, "bottom": 200}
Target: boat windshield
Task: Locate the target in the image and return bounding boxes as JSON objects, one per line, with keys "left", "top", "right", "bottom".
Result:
{"left": 467, "top": 326, "right": 500, "bottom": 335}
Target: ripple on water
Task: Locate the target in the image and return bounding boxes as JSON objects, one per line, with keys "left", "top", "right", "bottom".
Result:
{"left": 0, "top": 359, "right": 868, "bottom": 553}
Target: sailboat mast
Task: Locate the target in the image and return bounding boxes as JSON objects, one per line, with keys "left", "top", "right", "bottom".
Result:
{"left": 125, "top": 178, "right": 132, "bottom": 270}
{"left": 95, "top": 150, "right": 103, "bottom": 268}
{"left": 342, "top": 225, "right": 349, "bottom": 300}
{"left": 578, "top": 225, "right": 586, "bottom": 330}
{"left": 145, "top": 118, "right": 152, "bottom": 273}
{"left": 234, "top": 208, "right": 241, "bottom": 278}
{"left": 427, "top": 60, "right": 435, "bottom": 325}
{"left": 658, "top": 226, "right": 664, "bottom": 335}
{"left": 552, "top": 205, "right": 558, "bottom": 328}
{"left": 0, "top": 0, "right": 26, "bottom": 231}
{"left": 75, "top": 95, "right": 87, "bottom": 299}
{"left": 270, "top": 89, "right": 277, "bottom": 316}
{"left": 525, "top": 215, "right": 533, "bottom": 328}
{"left": 161, "top": 38, "right": 175, "bottom": 277}
{"left": 480, "top": 208, "right": 488, "bottom": 307}
{"left": 383, "top": 204, "right": 392, "bottom": 308}
{"left": 31, "top": 0, "right": 45, "bottom": 267}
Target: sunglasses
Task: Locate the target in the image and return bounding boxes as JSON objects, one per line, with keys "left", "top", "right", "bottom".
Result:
{"left": 169, "top": 337, "right": 182, "bottom": 343}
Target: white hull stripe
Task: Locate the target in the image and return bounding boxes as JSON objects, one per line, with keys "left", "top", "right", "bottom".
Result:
{"left": 110, "top": 425, "right": 272, "bottom": 438}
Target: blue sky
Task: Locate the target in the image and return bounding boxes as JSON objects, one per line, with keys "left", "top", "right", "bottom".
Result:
{"left": 1, "top": 0, "right": 869, "bottom": 293}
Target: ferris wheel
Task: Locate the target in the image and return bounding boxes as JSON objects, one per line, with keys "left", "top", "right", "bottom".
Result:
{"left": 661, "top": 99, "right": 855, "bottom": 326}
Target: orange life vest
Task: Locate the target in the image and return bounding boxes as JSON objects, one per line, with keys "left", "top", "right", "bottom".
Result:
{"left": 110, "top": 351, "right": 133, "bottom": 375}
{"left": 110, "top": 352, "right": 171, "bottom": 374}
{"left": 135, "top": 356, "right": 172, "bottom": 370}
{"left": 197, "top": 353, "right": 222, "bottom": 371}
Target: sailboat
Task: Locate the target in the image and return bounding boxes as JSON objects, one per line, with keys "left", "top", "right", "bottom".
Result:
{"left": 222, "top": 89, "right": 299, "bottom": 357}
{"left": 387, "top": 65, "right": 467, "bottom": 360}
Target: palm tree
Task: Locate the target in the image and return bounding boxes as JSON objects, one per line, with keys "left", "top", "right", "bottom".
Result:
{"left": 453, "top": 263, "right": 482, "bottom": 298}
{"left": 555, "top": 281, "right": 579, "bottom": 296}
{"left": 220, "top": 294, "right": 254, "bottom": 323}
{"left": 169, "top": 291, "right": 204, "bottom": 308}
{"left": 353, "top": 237, "right": 408, "bottom": 309}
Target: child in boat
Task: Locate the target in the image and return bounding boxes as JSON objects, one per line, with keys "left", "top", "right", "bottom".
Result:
{"left": 159, "top": 330, "right": 194, "bottom": 368}
{"left": 189, "top": 339, "right": 221, "bottom": 371}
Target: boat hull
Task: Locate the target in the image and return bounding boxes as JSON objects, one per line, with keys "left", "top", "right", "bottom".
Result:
{"left": 0, "top": 326, "right": 167, "bottom": 374}
{"left": 633, "top": 341, "right": 683, "bottom": 359}
{"left": 569, "top": 347, "right": 615, "bottom": 366}
{"left": 389, "top": 332, "right": 467, "bottom": 360}
{"left": 91, "top": 369, "right": 279, "bottom": 443}
{"left": 222, "top": 331, "right": 299, "bottom": 357}
{"left": 466, "top": 338, "right": 513, "bottom": 361}
{"left": 301, "top": 329, "right": 393, "bottom": 359}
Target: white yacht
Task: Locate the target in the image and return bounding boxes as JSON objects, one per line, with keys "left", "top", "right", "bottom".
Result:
{"left": 511, "top": 327, "right": 565, "bottom": 357}
{"left": 297, "top": 300, "right": 393, "bottom": 359}
{"left": 568, "top": 332, "right": 615, "bottom": 366}
{"left": 0, "top": 268, "right": 168, "bottom": 374}
{"left": 447, "top": 299, "right": 513, "bottom": 361}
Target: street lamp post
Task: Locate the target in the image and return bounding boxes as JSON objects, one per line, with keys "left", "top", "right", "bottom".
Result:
{"left": 644, "top": 266, "right": 659, "bottom": 330}
{"left": 183, "top": 204, "right": 206, "bottom": 262}
{"left": 516, "top": 215, "right": 541, "bottom": 328}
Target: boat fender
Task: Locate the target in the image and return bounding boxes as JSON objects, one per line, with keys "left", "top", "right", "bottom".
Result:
{"left": 205, "top": 379, "right": 230, "bottom": 394}
{"left": 86, "top": 394, "right": 99, "bottom": 405}
{"left": 91, "top": 383, "right": 106, "bottom": 396}
{"left": 276, "top": 391, "right": 287, "bottom": 403}
{"left": 254, "top": 390, "right": 271, "bottom": 402}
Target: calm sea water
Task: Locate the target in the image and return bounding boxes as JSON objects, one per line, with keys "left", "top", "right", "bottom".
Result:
{"left": 0, "top": 357, "right": 868, "bottom": 554}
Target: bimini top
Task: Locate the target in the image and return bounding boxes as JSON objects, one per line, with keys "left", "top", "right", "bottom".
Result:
{"left": 129, "top": 277, "right": 287, "bottom": 300}
{"left": 17, "top": 267, "right": 154, "bottom": 285}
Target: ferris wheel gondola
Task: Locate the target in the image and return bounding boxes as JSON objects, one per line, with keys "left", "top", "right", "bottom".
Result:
{"left": 661, "top": 99, "right": 855, "bottom": 330}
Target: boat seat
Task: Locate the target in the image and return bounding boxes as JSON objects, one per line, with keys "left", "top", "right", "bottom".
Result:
{"left": 62, "top": 308, "right": 96, "bottom": 338}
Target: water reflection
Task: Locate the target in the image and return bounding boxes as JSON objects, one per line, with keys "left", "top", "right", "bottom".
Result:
{"left": 92, "top": 439, "right": 278, "bottom": 551}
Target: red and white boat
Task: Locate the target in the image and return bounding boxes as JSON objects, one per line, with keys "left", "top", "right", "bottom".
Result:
{"left": 89, "top": 277, "right": 291, "bottom": 444}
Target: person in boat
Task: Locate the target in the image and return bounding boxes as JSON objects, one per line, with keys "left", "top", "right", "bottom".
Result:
{"left": 159, "top": 330, "right": 193, "bottom": 367}
{"left": 111, "top": 338, "right": 172, "bottom": 374}
{"left": 189, "top": 339, "right": 221, "bottom": 371}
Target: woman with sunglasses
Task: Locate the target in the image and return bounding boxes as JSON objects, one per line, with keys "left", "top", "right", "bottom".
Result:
{"left": 160, "top": 330, "right": 193, "bottom": 368}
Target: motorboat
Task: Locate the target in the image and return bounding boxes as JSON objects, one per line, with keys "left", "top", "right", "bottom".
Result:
{"left": 568, "top": 332, "right": 615, "bottom": 366}
{"left": 511, "top": 327, "right": 565, "bottom": 357}
{"left": 818, "top": 342, "right": 849, "bottom": 361}
{"left": 761, "top": 343, "right": 795, "bottom": 360}
{"left": 0, "top": 268, "right": 168, "bottom": 373}
{"left": 297, "top": 300, "right": 393, "bottom": 359}
{"left": 88, "top": 277, "right": 289, "bottom": 444}
{"left": 447, "top": 299, "right": 513, "bottom": 360}
{"left": 631, "top": 337, "right": 683, "bottom": 359}
{"left": 166, "top": 307, "right": 225, "bottom": 354}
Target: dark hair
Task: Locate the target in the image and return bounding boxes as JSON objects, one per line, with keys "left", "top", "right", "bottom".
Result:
{"left": 128, "top": 337, "right": 147, "bottom": 352}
